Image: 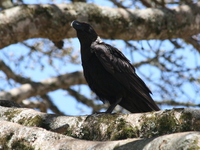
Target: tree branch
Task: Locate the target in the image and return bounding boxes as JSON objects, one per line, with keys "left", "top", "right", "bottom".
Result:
{"left": 1, "top": 105, "right": 200, "bottom": 141}
{"left": 1, "top": 119, "right": 199, "bottom": 149}
{"left": 156, "top": 100, "right": 200, "bottom": 107}
{"left": 0, "top": 59, "right": 32, "bottom": 83}
{"left": 0, "top": 59, "right": 67, "bottom": 113}
{"left": 40, "top": 94, "right": 65, "bottom": 115}
{"left": 21, "top": 99, "right": 47, "bottom": 112}
{"left": 184, "top": 36, "right": 200, "bottom": 53}
{"left": 0, "top": 2, "right": 200, "bottom": 49}
{"left": 108, "top": 0, "right": 127, "bottom": 8}
{"left": 140, "top": 0, "right": 153, "bottom": 8}
{"left": 66, "top": 88, "right": 106, "bottom": 112}
{"left": 0, "top": 71, "right": 86, "bottom": 103}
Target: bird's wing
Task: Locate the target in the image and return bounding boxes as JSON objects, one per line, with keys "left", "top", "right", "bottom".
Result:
{"left": 91, "top": 42, "right": 152, "bottom": 100}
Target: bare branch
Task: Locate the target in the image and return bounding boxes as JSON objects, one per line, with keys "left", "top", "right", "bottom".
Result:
{"left": 0, "top": 71, "right": 86, "bottom": 103}
{"left": 140, "top": 0, "right": 153, "bottom": 7}
{"left": 0, "top": 59, "right": 67, "bottom": 113}
{"left": 184, "top": 36, "right": 200, "bottom": 53}
{"left": 108, "top": 0, "right": 127, "bottom": 8}
{"left": 0, "top": 59, "right": 32, "bottom": 83}
{"left": 40, "top": 94, "right": 65, "bottom": 115}
{"left": 134, "top": 56, "right": 159, "bottom": 68}
{"left": 66, "top": 88, "right": 106, "bottom": 112}
{"left": 21, "top": 99, "right": 47, "bottom": 112}
{"left": 0, "top": 2, "right": 200, "bottom": 49}
{"left": 156, "top": 100, "right": 200, "bottom": 107}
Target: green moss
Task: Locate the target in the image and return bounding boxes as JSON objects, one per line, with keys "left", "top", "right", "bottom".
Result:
{"left": 157, "top": 113, "right": 178, "bottom": 134}
{"left": 187, "top": 139, "right": 200, "bottom": 150}
{"left": 76, "top": 114, "right": 122, "bottom": 140}
{"left": 17, "top": 115, "right": 43, "bottom": 127}
{"left": 26, "top": 115, "right": 43, "bottom": 126}
{"left": 80, "top": 126, "right": 95, "bottom": 140}
{"left": 17, "top": 115, "right": 50, "bottom": 130}
{"left": 99, "top": 113, "right": 120, "bottom": 122}
{"left": 65, "top": 127, "right": 73, "bottom": 137}
{"left": 140, "top": 110, "right": 180, "bottom": 138}
{"left": 0, "top": 133, "right": 14, "bottom": 149}
{"left": 0, "top": 132, "right": 35, "bottom": 150}
{"left": 180, "top": 112, "right": 193, "bottom": 131}
{"left": 3, "top": 110, "right": 22, "bottom": 121}
{"left": 187, "top": 146, "right": 200, "bottom": 150}
{"left": 85, "top": 113, "right": 120, "bottom": 123}
{"left": 11, "top": 141, "right": 34, "bottom": 150}
{"left": 193, "top": 119, "right": 200, "bottom": 131}
{"left": 6, "top": 132, "right": 14, "bottom": 141}
{"left": 83, "top": 114, "right": 139, "bottom": 140}
{"left": 139, "top": 110, "right": 197, "bottom": 138}
{"left": 77, "top": 116, "right": 83, "bottom": 122}
{"left": 33, "top": 5, "right": 54, "bottom": 19}
{"left": 180, "top": 111, "right": 200, "bottom": 131}
{"left": 112, "top": 127, "right": 136, "bottom": 140}
{"left": 106, "top": 117, "right": 138, "bottom": 141}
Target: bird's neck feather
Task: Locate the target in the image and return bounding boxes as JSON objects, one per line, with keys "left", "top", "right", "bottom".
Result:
{"left": 80, "top": 44, "right": 93, "bottom": 63}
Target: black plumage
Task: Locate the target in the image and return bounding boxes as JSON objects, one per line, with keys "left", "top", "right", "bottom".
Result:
{"left": 71, "top": 20, "right": 160, "bottom": 113}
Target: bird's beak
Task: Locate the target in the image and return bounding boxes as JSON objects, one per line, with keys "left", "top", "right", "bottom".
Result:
{"left": 71, "top": 20, "right": 83, "bottom": 30}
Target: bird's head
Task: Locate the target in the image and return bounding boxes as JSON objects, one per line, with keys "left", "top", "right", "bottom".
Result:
{"left": 71, "top": 20, "right": 98, "bottom": 44}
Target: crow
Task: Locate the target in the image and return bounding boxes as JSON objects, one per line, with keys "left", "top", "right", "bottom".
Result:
{"left": 71, "top": 20, "right": 160, "bottom": 113}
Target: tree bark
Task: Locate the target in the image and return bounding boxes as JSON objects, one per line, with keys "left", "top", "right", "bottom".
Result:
{"left": 0, "top": 2, "right": 200, "bottom": 49}
{"left": 0, "top": 105, "right": 200, "bottom": 149}
{"left": 0, "top": 121, "right": 199, "bottom": 150}
{"left": 1, "top": 104, "right": 200, "bottom": 140}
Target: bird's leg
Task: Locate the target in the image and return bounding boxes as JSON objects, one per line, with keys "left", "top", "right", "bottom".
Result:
{"left": 106, "top": 97, "right": 122, "bottom": 113}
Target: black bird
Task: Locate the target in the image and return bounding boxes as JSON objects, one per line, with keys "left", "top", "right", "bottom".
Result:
{"left": 71, "top": 20, "right": 160, "bottom": 113}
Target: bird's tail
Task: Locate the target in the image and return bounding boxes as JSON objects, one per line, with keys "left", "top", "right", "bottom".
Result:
{"left": 119, "top": 95, "right": 160, "bottom": 113}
